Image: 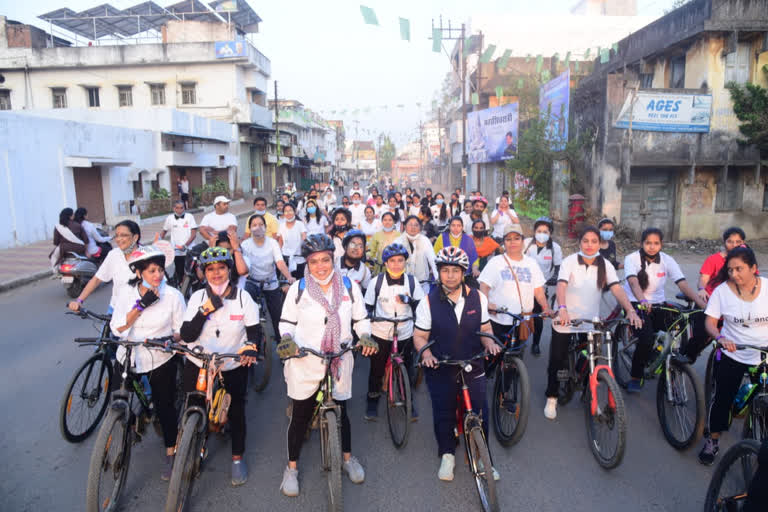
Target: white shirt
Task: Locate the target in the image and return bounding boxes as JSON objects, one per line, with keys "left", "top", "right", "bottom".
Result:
{"left": 554, "top": 253, "right": 620, "bottom": 333}
{"left": 180, "top": 180, "right": 190, "bottom": 194}
{"left": 241, "top": 237, "right": 282, "bottom": 291}
{"left": 365, "top": 273, "right": 425, "bottom": 340}
{"left": 523, "top": 238, "right": 563, "bottom": 281}
{"left": 431, "top": 204, "right": 450, "bottom": 227}
{"left": 461, "top": 212, "right": 490, "bottom": 234}
{"left": 705, "top": 278, "right": 768, "bottom": 366}
{"left": 339, "top": 261, "right": 371, "bottom": 291}
{"left": 321, "top": 194, "right": 337, "bottom": 211}
{"left": 415, "top": 289, "right": 490, "bottom": 331}
{"left": 408, "top": 205, "right": 421, "bottom": 217}
{"left": 95, "top": 247, "right": 136, "bottom": 309}
{"left": 162, "top": 212, "right": 197, "bottom": 255}
{"left": 479, "top": 254, "right": 545, "bottom": 325}
{"left": 110, "top": 284, "right": 185, "bottom": 373}
{"left": 200, "top": 212, "right": 237, "bottom": 233}
{"left": 348, "top": 203, "right": 366, "bottom": 227}
{"left": 623, "top": 251, "right": 686, "bottom": 304}
{"left": 81, "top": 220, "right": 111, "bottom": 257}
{"left": 183, "top": 288, "right": 260, "bottom": 371}
{"left": 396, "top": 233, "right": 438, "bottom": 285}
{"left": 373, "top": 204, "right": 386, "bottom": 220}
{"left": 359, "top": 218, "right": 381, "bottom": 237}
{"left": 490, "top": 209, "right": 518, "bottom": 238}
{"left": 305, "top": 215, "right": 328, "bottom": 236}
{"left": 279, "top": 276, "right": 371, "bottom": 400}
{"left": 278, "top": 219, "right": 307, "bottom": 259}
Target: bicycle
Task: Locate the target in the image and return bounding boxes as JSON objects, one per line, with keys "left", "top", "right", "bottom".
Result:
{"left": 715, "top": 344, "right": 768, "bottom": 443}
{"left": 280, "top": 342, "right": 362, "bottom": 512}
{"left": 370, "top": 316, "right": 414, "bottom": 448}
{"left": 416, "top": 333, "right": 503, "bottom": 512}
{"left": 703, "top": 438, "right": 764, "bottom": 512}
{"left": 244, "top": 277, "right": 275, "bottom": 392}
{"left": 557, "top": 318, "right": 627, "bottom": 469}
{"left": 85, "top": 336, "right": 175, "bottom": 512}
{"left": 60, "top": 308, "right": 114, "bottom": 443}
{"left": 165, "top": 344, "right": 254, "bottom": 512}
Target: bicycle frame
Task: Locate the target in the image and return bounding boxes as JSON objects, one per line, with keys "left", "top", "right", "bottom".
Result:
{"left": 370, "top": 316, "right": 412, "bottom": 403}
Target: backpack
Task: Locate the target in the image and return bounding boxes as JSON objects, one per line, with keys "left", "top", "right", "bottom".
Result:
{"left": 371, "top": 273, "right": 416, "bottom": 305}
{"left": 294, "top": 275, "right": 355, "bottom": 304}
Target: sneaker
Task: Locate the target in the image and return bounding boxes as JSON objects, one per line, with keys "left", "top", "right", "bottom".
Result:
{"left": 342, "top": 456, "right": 365, "bottom": 484}
{"left": 364, "top": 396, "right": 379, "bottom": 421}
{"left": 698, "top": 437, "right": 719, "bottom": 466}
{"left": 544, "top": 397, "right": 557, "bottom": 420}
{"left": 161, "top": 454, "right": 175, "bottom": 481}
{"left": 438, "top": 453, "right": 455, "bottom": 481}
{"left": 626, "top": 378, "right": 644, "bottom": 394}
{"left": 280, "top": 466, "right": 299, "bottom": 497}
{"left": 231, "top": 458, "right": 248, "bottom": 486}
{"left": 531, "top": 343, "right": 541, "bottom": 357}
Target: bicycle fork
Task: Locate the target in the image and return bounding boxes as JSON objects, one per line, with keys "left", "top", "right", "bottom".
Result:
{"left": 587, "top": 332, "right": 617, "bottom": 416}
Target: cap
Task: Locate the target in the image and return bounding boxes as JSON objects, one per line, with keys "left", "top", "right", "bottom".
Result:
{"left": 213, "top": 195, "right": 231, "bottom": 206}
{"left": 503, "top": 223, "right": 524, "bottom": 237}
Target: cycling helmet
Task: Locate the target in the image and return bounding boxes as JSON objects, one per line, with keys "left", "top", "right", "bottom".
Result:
{"left": 534, "top": 216, "right": 554, "bottom": 233}
{"left": 301, "top": 233, "right": 336, "bottom": 258}
{"left": 342, "top": 229, "right": 366, "bottom": 249}
{"left": 199, "top": 247, "right": 234, "bottom": 268}
{"left": 435, "top": 246, "right": 469, "bottom": 270}
{"left": 382, "top": 243, "right": 409, "bottom": 263}
{"left": 127, "top": 245, "right": 167, "bottom": 272}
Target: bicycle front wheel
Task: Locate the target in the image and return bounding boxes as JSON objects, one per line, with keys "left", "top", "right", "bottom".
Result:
{"left": 703, "top": 439, "right": 761, "bottom": 512}
{"left": 322, "top": 410, "right": 343, "bottom": 512}
{"left": 742, "top": 404, "right": 768, "bottom": 444}
{"left": 612, "top": 323, "right": 636, "bottom": 388}
{"left": 492, "top": 356, "right": 530, "bottom": 447}
{"left": 86, "top": 409, "right": 131, "bottom": 512}
{"left": 60, "top": 354, "right": 112, "bottom": 443}
{"left": 386, "top": 361, "right": 411, "bottom": 449}
{"left": 250, "top": 333, "right": 272, "bottom": 392}
{"left": 165, "top": 413, "right": 202, "bottom": 512}
{"left": 468, "top": 426, "right": 499, "bottom": 512}
{"left": 584, "top": 369, "right": 627, "bottom": 469}
{"left": 656, "top": 360, "right": 704, "bottom": 450}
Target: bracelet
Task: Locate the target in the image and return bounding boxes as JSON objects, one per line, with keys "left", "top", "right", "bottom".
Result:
{"left": 133, "top": 300, "right": 145, "bottom": 312}
{"left": 558, "top": 305, "right": 567, "bottom": 310}
{"left": 715, "top": 335, "right": 724, "bottom": 341}
{"left": 76, "top": 298, "right": 84, "bottom": 304}
{"left": 698, "top": 287, "right": 705, "bottom": 291}
{"left": 640, "top": 299, "right": 649, "bottom": 304}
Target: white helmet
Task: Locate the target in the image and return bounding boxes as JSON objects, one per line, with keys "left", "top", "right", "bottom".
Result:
{"left": 127, "top": 245, "right": 167, "bottom": 272}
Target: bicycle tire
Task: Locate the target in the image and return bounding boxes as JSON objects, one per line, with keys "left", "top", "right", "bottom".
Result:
{"left": 468, "top": 426, "right": 499, "bottom": 512}
{"left": 85, "top": 409, "right": 131, "bottom": 512}
{"left": 412, "top": 365, "right": 424, "bottom": 390}
{"left": 703, "top": 439, "right": 761, "bottom": 512}
{"left": 584, "top": 369, "right": 627, "bottom": 469}
{"left": 251, "top": 333, "right": 272, "bottom": 392}
{"left": 492, "top": 356, "right": 530, "bottom": 447}
{"left": 612, "top": 323, "right": 635, "bottom": 388}
{"left": 742, "top": 406, "right": 768, "bottom": 444}
{"left": 165, "top": 413, "right": 202, "bottom": 512}
{"left": 656, "top": 360, "right": 705, "bottom": 450}
{"left": 324, "top": 410, "right": 343, "bottom": 512}
{"left": 60, "top": 354, "right": 112, "bottom": 443}
{"left": 386, "top": 361, "right": 411, "bottom": 449}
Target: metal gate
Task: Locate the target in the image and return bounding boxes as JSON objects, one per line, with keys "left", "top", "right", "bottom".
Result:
{"left": 73, "top": 166, "right": 106, "bottom": 224}
{"left": 620, "top": 167, "right": 676, "bottom": 238}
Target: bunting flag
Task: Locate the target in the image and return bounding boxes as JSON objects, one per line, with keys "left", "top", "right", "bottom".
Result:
{"left": 360, "top": 5, "right": 378, "bottom": 26}
{"left": 517, "top": 78, "right": 524, "bottom": 88}
{"left": 535, "top": 54, "right": 543, "bottom": 73}
{"left": 585, "top": 48, "right": 591, "bottom": 59}
{"left": 479, "top": 44, "right": 496, "bottom": 64}
{"left": 541, "top": 69, "right": 551, "bottom": 82}
{"left": 600, "top": 48, "right": 609, "bottom": 63}
{"left": 564, "top": 51, "right": 571, "bottom": 67}
{"left": 399, "top": 18, "right": 410, "bottom": 41}
{"left": 495, "top": 86, "right": 503, "bottom": 100}
{"left": 471, "top": 92, "right": 479, "bottom": 105}
{"left": 432, "top": 28, "right": 442, "bottom": 53}
{"left": 497, "top": 49, "right": 512, "bottom": 71}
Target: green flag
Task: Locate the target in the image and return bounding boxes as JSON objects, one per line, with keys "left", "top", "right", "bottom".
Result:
{"left": 517, "top": 78, "right": 524, "bottom": 88}
{"left": 432, "top": 28, "right": 442, "bottom": 53}
{"left": 360, "top": 5, "right": 378, "bottom": 25}
{"left": 495, "top": 86, "right": 503, "bottom": 100}
{"left": 535, "top": 54, "right": 543, "bottom": 73}
{"left": 600, "top": 48, "right": 609, "bottom": 63}
{"left": 471, "top": 92, "right": 479, "bottom": 105}
{"left": 541, "top": 69, "right": 551, "bottom": 82}
{"left": 575, "top": 61, "right": 580, "bottom": 72}
{"left": 564, "top": 51, "right": 571, "bottom": 67}
{"left": 497, "top": 49, "right": 512, "bottom": 71}
{"left": 479, "top": 44, "right": 496, "bottom": 64}
{"left": 399, "top": 18, "right": 410, "bottom": 41}
{"left": 585, "top": 48, "right": 591, "bottom": 59}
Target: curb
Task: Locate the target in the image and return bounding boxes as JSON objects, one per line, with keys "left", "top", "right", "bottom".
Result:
{"left": 0, "top": 269, "right": 54, "bottom": 294}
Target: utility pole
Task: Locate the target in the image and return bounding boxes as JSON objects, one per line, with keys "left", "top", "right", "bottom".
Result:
{"left": 475, "top": 30, "right": 484, "bottom": 190}
{"left": 437, "top": 107, "right": 444, "bottom": 185}
{"left": 273, "top": 80, "right": 279, "bottom": 193}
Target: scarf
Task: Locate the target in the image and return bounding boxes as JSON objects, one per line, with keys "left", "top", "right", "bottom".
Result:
{"left": 305, "top": 266, "right": 344, "bottom": 379}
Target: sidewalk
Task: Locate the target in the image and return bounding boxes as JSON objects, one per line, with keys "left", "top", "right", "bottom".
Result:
{"left": 0, "top": 201, "right": 256, "bottom": 293}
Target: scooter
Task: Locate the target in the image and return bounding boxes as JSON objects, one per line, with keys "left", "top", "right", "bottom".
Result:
{"left": 58, "top": 252, "right": 98, "bottom": 298}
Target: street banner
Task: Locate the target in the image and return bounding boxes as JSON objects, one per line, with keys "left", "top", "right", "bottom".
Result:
{"left": 215, "top": 41, "right": 246, "bottom": 58}
{"left": 467, "top": 102, "right": 519, "bottom": 164}
{"left": 539, "top": 68, "right": 570, "bottom": 150}
{"left": 614, "top": 91, "right": 712, "bottom": 132}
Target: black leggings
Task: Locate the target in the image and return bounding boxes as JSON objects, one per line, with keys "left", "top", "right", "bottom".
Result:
{"left": 532, "top": 301, "right": 544, "bottom": 346}
{"left": 368, "top": 336, "right": 414, "bottom": 396}
{"left": 173, "top": 255, "right": 186, "bottom": 286}
{"left": 245, "top": 282, "right": 284, "bottom": 341}
{"left": 546, "top": 329, "right": 579, "bottom": 398}
{"left": 182, "top": 361, "right": 248, "bottom": 456}
{"left": 287, "top": 392, "right": 351, "bottom": 462}
{"left": 708, "top": 353, "right": 751, "bottom": 434}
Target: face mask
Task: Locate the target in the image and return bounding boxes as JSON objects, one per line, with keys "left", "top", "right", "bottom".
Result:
{"left": 307, "top": 206, "right": 317, "bottom": 214}
{"left": 254, "top": 209, "right": 266, "bottom": 215}
{"left": 252, "top": 226, "right": 266, "bottom": 236}
{"left": 535, "top": 233, "right": 550, "bottom": 244}
{"left": 600, "top": 230, "right": 614, "bottom": 241}
{"left": 353, "top": 199, "right": 361, "bottom": 205}
{"left": 473, "top": 231, "right": 485, "bottom": 238}
{"left": 387, "top": 268, "right": 405, "bottom": 278}
{"left": 383, "top": 225, "right": 395, "bottom": 232}
{"left": 142, "top": 278, "right": 166, "bottom": 291}
{"left": 122, "top": 238, "right": 137, "bottom": 255}
{"left": 311, "top": 269, "right": 335, "bottom": 286}
{"left": 209, "top": 280, "right": 229, "bottom": 296}
{"left": 285, "top": 214, "right": 295, "bottom": 222}
{"left": 406, "top": 233, "right": 419, "bottom": 241}
{"left": 435, "top": 199, "right": 445, "bottom": 205}
{"left": 578, "top": 250, "right": 598, "bottom": 259}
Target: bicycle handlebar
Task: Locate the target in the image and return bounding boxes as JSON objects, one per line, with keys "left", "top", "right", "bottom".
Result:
{"left": 717, "top": 342, "right": 768, "bottom": 354}
{"left": 280, "top": 343, "right": 360, "bottom": 361}
{"left": 168, "top": 342, "right": 248, "bottom": 362}
{"left": 415, "top": 332, "right": 502, "bottom": 366}
{"left": 489, "top": 308, "right": 549, "bottom": 322}
{"left": 369, "top": 316, "right": 413, "bottom": 324}
{"left": 66, "top": 307, "right": 111, "bottom": 322}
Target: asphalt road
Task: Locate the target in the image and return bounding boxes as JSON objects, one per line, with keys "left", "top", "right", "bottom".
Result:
{"left": 0, "top": 263, "right": 742, "bottom": 512}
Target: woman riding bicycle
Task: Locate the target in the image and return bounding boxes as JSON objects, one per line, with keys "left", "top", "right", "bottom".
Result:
{"left": 414, "top": 247, "right": 501, "bottom": 481}
{"left": 623, "top": 227, "right": 707, "bottom": 393}
{"left": 277, "top": 203, "right": 307, "bottom": 279}
{"left": 523, "top": 216, "right": 562, "bottom": 355}
{"left": 597, "top": 218, "right": 623, "bottom": 270}
{"left": 180, "top": 247, "right": 262, "bottom": 486}
{"left": 395, "top": 215, "right": 438, "bottom": 293}
{"left": 339, "top": 229, "right": 371, "bottom": 293}
{"left": 110, "top": 245, "right": 185, "bottom": 480}
{"left": 545, "top": 226, "right": 642, "bottom": 420}
{"left": 433, "top": 216, "right": 480, "bottom": 280}
{"left": 698, "top": 246, "right": 768, "bottom": 465}
{"left": 368, "top": 212, "right": 401, "bottom": 273}
{"left": 276, "top": 234, "right": 378, "bottom": 497}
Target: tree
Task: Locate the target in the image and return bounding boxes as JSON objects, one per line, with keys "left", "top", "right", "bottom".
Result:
{"left": 726, "top": 66, "right": 768, "bottom": 159}
{"left": 377, "top": 135, "right": 396, "bottom": 173}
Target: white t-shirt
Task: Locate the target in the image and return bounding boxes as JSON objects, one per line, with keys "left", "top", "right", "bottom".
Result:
{"left": 431, "top": 205, "right": 450, "bottom": 227}
{"left": 348, "top": 203, "right": 366, "bottom": 227}
{"left": 523, "top": 238, "right": 563, "bottom": 281}
{"left": 183, "top": 287, "right": 260, "bottom": 371}
{"left": 279, "top": 276, "right": 371, "bottom": 400}
{"left": 82, "top": 220, "right": 111, "bottom": 257}
{"left": 162, "top": 212, "right": 197, "bottom": 255}
{"left": 278, "top": 220, "right": 307, "bottom": 259}
{"left": 200, "top": 212, "right": 237, "bottom": 233}
{"left": 479, "top": 254, "right": 545, "bottom": 325}
{"left": 705, "top": 278, "right": 768, "bottom": 366}
{"left": 555, "top": 254, "right": 620, "bottom": 333}
{"left": 490, "top": 209, "right": 518, "bottom": 238}
{"left": 396, "top": 233, "right": 438, "bottom": 284}
{"left": 180, "top": 180, "right": 190, "bottom": 194}
{"left": 241, "top": 237, "right": 282, "bottom": 291}
{"left": 408, "top": 205, "right": 421, "bottom": 217}
{"left": 365, "top": 273, "right": 425, "bottom": 340}
{"left": 339, "top": 261, "right": 372, "bottom": 291}
{"left": 95, "top": 247, "right": 136, "bottom": 309}
{"left": 359, "top": 218, "right": 381, "bottom": 237}
{"left": 415, "top": 288, "right": 490, "bottom": 331}
{"left": 623, "top": 251, "right": 686, "bottom": 304}
{"left": 305, "top": 215, "right": 328, "bottom": 236}
{"left": 373, "top": 204, "right": 386, "bottom": 220}
{"left": 110, "top": 284, "right": 185, "bottom": 373}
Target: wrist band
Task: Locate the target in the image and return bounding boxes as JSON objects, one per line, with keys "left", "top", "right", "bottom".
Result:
{"left": 698, "top": 287, "right": 705, "bottom": 291}
{"left": 558, "top": 305, "right": 567, "bottom": 310}
{"left": 76, "top": 298, "right": 84, "bottom": 304}
{"left": 716, "top": 335, "right": 724, "bottom": 341}
{"left": 640, "top": 299, "right": 649, "bottom": 304}
{"left": 133, "top": 300, "right": 145, "bottom": 312}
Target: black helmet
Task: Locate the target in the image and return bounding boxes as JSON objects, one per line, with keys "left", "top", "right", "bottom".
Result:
{"left": 301, "top": 233, "right": 335, "bottom": 258}
{"left": 534, "top": 216, "right": 554, "bottom": 233}
{"left": 342, "top": 229, "right": 366, "bottom": 249}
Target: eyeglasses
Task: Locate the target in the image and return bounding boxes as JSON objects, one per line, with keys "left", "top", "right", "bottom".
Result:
{"left": 347, "top": 242, "right": 364, "bottom": 249}
{"left": 115, "top": 233, "right": 134, "bottom": 239}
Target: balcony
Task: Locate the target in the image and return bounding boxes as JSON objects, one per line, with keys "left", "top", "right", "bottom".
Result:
{"left": 159, "top": 151, "right": 237, "bottom": 168}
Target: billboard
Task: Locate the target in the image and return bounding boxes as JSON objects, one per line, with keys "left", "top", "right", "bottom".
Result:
{"left": 215, "top": 41, "right": 246, "bottom": 59}
{"left": 467, "top": 103, "right": 519, "bottom": 164}
{"left": 539, "top": 69, "right": 570, "bottom": 150}
{"left": 614, "top": 91, "right": 712, "bottom": 132}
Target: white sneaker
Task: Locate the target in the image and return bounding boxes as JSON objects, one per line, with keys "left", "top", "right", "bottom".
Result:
{"left": 544, "top": 397, "right": 557, "bottom": 420}
{"left": 343, "top": 456, "right": 365, "bottom": 484}
{"left": 438, "top": 453, "right": 455, "bottom": 481}
{"left": 280, "top": 466, "right": 299, "bottom": 497}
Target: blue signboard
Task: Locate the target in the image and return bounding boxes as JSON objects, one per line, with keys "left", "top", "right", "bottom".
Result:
{"left": 466, "top": 102, "right": 519, "bottom": 164}
{"left": 215, "top": 41, "right": 246, "bottom": 59}
{"left": 539, "top": 69, "right": 570, "bottom": 150}
{"left": 614, "top": 91, "right": 712, "bottom": 132}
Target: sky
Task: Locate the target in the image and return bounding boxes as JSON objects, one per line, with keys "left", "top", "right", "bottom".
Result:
{"left": 2, "top": 0, "right": 672, "bottom": 148}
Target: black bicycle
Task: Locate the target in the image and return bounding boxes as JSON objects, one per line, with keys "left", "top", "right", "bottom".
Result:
{"left": 244, "top": 277, "right": 275, "bottom": 392}
{"left": 704, "top": 438, "right": 765, "bottom": 512}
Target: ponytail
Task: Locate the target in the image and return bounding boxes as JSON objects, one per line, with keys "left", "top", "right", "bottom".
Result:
{"left": 637, "top": 228, "right": 664, "bottom": 292}
{"left": 596, "top": 255, "right": 607, "bottom": 290}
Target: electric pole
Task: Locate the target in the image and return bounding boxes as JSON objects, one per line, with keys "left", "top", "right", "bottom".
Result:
{"left": 273, "top": 80, "right": 279, "bottom": 193}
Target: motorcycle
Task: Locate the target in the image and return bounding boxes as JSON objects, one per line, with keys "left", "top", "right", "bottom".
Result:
{"left": 57, "top": 228, "right": 112, "bottom": 298}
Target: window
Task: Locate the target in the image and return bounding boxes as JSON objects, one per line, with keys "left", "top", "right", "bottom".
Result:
{"left": 715, "top": 169, "right": 743, "bottom": 211}
{"left": 52, "top": 88, "right": 67, "bottom": 108}
{"left": 150, "top": 84, "right": 165, "bottom": 105}
{"left": 117, "top": 86, "right": 132, "bottom": 107}
{"left": 181, "top": 84, "right": 196, "bottom": 105}
{"left": 248, "top": 88, "right": 264, "bottom": 105}
{"left": 725, "top": 43, "right": 750, "bottom": 85}
{"left": 640, "top": 73, "right": 654, "bottom": 88}
{"left": 0, "top": 90, "right": 10, "bottom": 110}
{"left": 669, "top": 55, "right": 686, "bottom": 88}
{"left": 86, "top": 87, "right": 100, "bottom": 107}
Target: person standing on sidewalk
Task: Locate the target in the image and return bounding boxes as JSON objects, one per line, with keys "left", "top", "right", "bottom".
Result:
{"left": 179, "top": 175, "right": 190, "bottom": 209}
{"left": 158, "top": 201, "right": 197, "bottom": 285}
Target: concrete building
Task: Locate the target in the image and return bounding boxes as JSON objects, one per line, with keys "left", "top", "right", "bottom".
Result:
{"left": 570, "top": 0, "right": 637, "bottom": 16}
{"left": 339, "top": 141, "right": 376, "bottom": 182}
{"left": 571, "top": 0, "right": 768, "bottom": 239}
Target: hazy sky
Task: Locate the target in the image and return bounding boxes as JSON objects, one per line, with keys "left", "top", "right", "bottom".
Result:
{"left": 3, "top": 0, "right": 670, "bottom": 147}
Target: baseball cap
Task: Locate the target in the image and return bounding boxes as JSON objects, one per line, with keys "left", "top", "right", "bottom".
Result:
{"left": 213, "top": 195, "right": 231, "bottom": 206}
{"left": 503, "top": 223, "right": 524, "bottom": 237}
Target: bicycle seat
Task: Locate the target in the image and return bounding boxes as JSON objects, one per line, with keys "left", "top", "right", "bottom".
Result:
{"left": 675, "top": 292, "right": 690, "bottom": 302}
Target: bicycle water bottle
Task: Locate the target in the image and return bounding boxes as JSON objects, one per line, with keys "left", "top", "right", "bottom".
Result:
{"left": 733, "top": 382, "right": 754, "bottom": 416}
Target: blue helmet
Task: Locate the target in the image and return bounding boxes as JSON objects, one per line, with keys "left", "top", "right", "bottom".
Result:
{"left": 342, "top": 229, "right": 366, "bottom": 249}
{"left": 382, "top": 243, "right": 409, "bottom": 263}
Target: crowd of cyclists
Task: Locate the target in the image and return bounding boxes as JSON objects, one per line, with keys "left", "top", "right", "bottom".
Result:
{"left": 61, "top": 178, "right": 766, "bottom": 507}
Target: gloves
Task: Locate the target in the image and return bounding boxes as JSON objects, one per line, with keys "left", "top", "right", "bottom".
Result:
{"left": 138, "top": 290, "right": 159, "bottom": 309}
{"left": 277, "top": 334, "right": 299, "bottom": 359}
{"left": 238, "top": 344, "right": 259, "bottom": 359}
{"left": 358, "top": 334, "right": 379, "bottom": 353}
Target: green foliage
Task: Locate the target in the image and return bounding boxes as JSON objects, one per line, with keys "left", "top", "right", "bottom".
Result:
{"left": 377, "top": 135, "right": 396, "bottom": 173}
{"left": 514, "top": 196, "right": 550, "bottom": 220}
{"left": 726, "top": 68, "right": 768, "bottom": 158}
{"left": 192, "top": 179, "right": 230, "bottom": 206}
{"left": 149, "top": 188, "right": 170, "bottom": 200}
